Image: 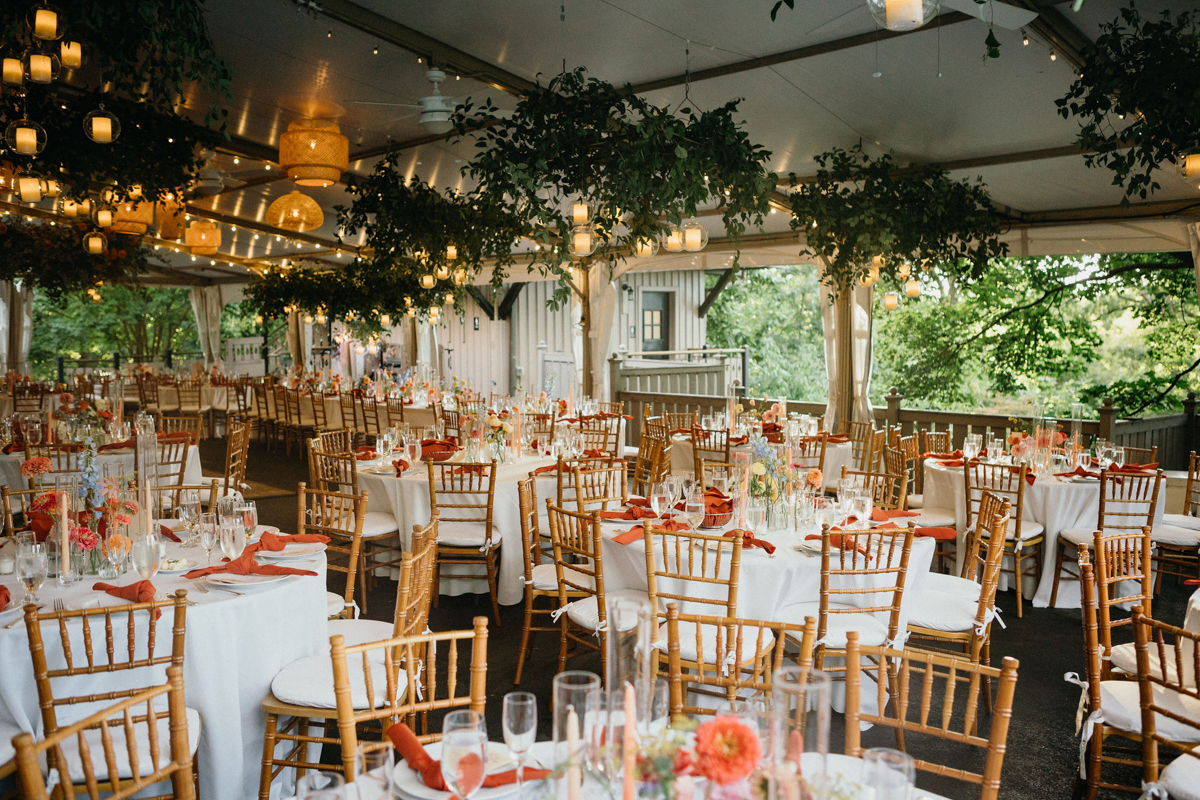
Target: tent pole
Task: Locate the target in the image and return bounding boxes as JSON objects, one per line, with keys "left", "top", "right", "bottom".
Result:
{"left": 835, "top": 288, "right": 854, "bottom": 428}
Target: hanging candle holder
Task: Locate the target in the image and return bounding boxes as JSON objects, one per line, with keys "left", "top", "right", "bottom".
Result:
{"left": 84, "top": 107, "right": 120, "bottom": 144}
{"left": 27, "top": 4, "right": 66, "bottom": 41}
{"left": 5, "top": 119, "right": 47, "bottom": 156}
{"left": 23, "top": 50, "right": 60, "bottom": 84}
{"left": 82, "top": 231, "right": 106, "bottom": 255}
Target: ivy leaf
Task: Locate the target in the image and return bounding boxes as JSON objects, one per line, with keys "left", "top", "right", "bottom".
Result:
{"left": 674, "top": 145, "right": 688, "bottom": 159}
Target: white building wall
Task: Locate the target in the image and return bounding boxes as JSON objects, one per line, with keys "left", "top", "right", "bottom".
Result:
{"left": 611, "top": 269, "right": 707, "bottom": 355}
{"left": 436, "top": 291, "right": 512, "bottom": 396}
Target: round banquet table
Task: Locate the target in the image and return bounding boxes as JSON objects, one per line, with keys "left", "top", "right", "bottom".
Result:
{"left": 356, "top": 453, "right": 558, "bottom": 606}
{"left": 0, "top": 445, "right": 203, "bottom": 491}
{"left": 0, "top": 538, "right": 328, "bottom": 800}
{"left": 922, "top": 460, "right": 1166, "bottom": 609}
{"left": 668, "top": 436, "right": 853, "bottom": 491}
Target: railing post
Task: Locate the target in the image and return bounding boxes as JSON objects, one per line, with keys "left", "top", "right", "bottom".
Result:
{"left": 56, "top": 356, "right": 64, "bottom": 385}
{"left": 164, "top": 347, "right": 173, "bottom": 369}
{"left": 1097, "top": 397, "right": 1115, "bottom": 441}
{"left": 608, "top": 353, "right": 625, "bottom": 404}
{"left": 112, "top": 351, "right": 120, "bottom": 372}
{"left": 1184, "top": 391, "right": 1197, "bottom": 457}
{"left": 740, "top": 347, "right": 749, "bottom": 391}
{"left": 885, "top": 387, "right": 903, "bottom": 433}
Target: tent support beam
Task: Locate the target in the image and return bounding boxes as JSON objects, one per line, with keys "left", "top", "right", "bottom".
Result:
{"left": 497, "top": 283, "right": 524, "bottom": 320}
{"left": 699, "top": 268, "right": 737, "bottom": 317}
{"left": 466, "top": 286, "right": 495, "bottom": 320}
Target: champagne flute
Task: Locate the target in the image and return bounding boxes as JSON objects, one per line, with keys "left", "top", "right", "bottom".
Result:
{"left": 684, "top": 495, "right": 705, "bottom": 532}
{"left": 502, "top": 692, "right": 537, "bottom": 791}
{"left": 25, "top": 419, "right": 42, "bottom": 446}
{"left": 441, "top": 710, "right": 488, "bottom": 800}
{"left": 237, "top": 502, "right": 258, "bottom": 539}
{"left": 198, "top": 513, "right": 218, "bottom": 566}
{"left": 220, "top": 520, "right": 246, "bottom": 561}
{"left": 1113, "top": 446, "right": 1126, "bottom": 469}
{"left": 131, "top": 536, "right": 160, "bottom": 581}
{"left": 16, "top": 544, "right": 47, "bottom": 604}
{"left": 863, "top": 748, "right": 916, "bottom": 800}
{"left": 177, "top": 490, "right": 199, "bottom": 546}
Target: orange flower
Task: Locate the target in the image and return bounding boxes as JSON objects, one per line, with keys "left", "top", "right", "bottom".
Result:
{"left": 805, "top": 468, "right": 822, "bottom": 489}
{"left": 693, "top": 715, "right": 761, "bottom": 786}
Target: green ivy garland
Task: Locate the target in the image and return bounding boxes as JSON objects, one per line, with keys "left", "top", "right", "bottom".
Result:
{"left": 0, "top": 214, "right": 148, "bottom": 299}
{"left": 787, "top": 145, "right": 1008, "bottom": 295}
{"left": 1057, "top": 3, "right": 1200, "bottom": 202}
{"left": 451, "top": 68, "right": 776, "bottom": 286}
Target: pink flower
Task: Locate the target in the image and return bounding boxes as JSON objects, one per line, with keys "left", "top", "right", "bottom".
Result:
{"left": 114, "top": 513, "right": 132, "bottom": 526}
{"left": 70, "top": 525, "right": 99, "bottom": 551}
{"left": 58, "top": 392, "right": 73, "bottom": 405}
{"left": 805, "top": 468, "right": 823, "bottom": 489}
{"left": 761, "top": 409, "right": 776, "bottom": 424}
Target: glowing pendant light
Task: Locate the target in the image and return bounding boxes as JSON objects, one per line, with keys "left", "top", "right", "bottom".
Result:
{"left": 185, "top": 220, "right": 221, "bottom": 255}
{"left": 866, "top": 0, "right": 938, "bottom": 31}
{"left": 266, "top": 190, "right": 324, "bottom": 232}
{"left": 279, "top": 119, "right": 349, "bottom": 187}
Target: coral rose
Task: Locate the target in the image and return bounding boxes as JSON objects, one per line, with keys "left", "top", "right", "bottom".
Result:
{"left": 693, "top": 716, "right": 761, "bottom": 786}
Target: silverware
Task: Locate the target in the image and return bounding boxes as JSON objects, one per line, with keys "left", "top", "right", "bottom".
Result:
{"left": 189, "top": 579, "right": 210, "bottom": 594}
{"left": 53, "top": 598, "right": 65, "bottom": 614}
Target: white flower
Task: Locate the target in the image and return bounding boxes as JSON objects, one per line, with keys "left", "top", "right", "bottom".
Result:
{"left": 487, "top": 416, "right": 501, "bottom": 428}
{"left": 502, "top": 422, "right": 513, "bottom": 434}
{"left": 750, "top": 462, "right": 767, "bottom": 476}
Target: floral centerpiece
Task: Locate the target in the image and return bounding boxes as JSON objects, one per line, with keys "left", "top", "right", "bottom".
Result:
{"left": 55, "top": 393, "right": 114, "bottom": 438}
{"left": 484, "top": 412, "right": 513, "bottom": 462}
{"left": 746, "top": 437, "right": 785, "bottom": 504}
{"left": 20, "top": 455, "right": 52, "bottom": 489}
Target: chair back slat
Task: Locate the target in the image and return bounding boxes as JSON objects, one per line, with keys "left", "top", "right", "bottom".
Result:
{"left": 644, "top": 525, "right": 741, "bottom": 618}
{"left": 298, "top": 482, "right": 367, "bottom": 618}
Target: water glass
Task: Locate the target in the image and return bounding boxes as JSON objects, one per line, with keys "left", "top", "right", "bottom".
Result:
{"left": 963, "top": 433, "right": 982, "bottom": 461}
{"left": 684, "top": 496, "right": 704, "bottom": 532}
{"left": 25, "top": 419, "right": 42, "bottom": 446}
{"left": 441, "top": 710, "right": 488, "bottom": 800}
{"left": 354, "top": 742, "right": 394, "bottom": 800}
{"left": 296, "top": 770, "right": 344, "bottom": 799}
{"left": 105, "top": 530, "right": 130, "bottom": 575}
{"left": 552, "top": 671, "right": 601, "bottom": 771}
{"left": 1113, "top": 446, "right": 1126, "bottom": 468}
{"left": 176, "top": 490, "right": 200, "bottom": 545}
{"left": 862, "top": 747, "right": 916, "bottom": 800}
{"left": 237, "top": 502, "right": 258, "bottom": 537}
{"left": 16, "top": 543, "right": 47, "bottom": 604}
{"left": 220, "top": 520, "right": 246, "bottom": 561}
{"left": 502, "top": 692, "right": 537, "bottom": 790}
{"left": 131, "top": 535, "right": 160, "bottom": 581}
{"left": 748, "top": 498, "right": 767, "bottom": 533}
{"left": 649, "top": 483, "right": 671, "bottom": 520}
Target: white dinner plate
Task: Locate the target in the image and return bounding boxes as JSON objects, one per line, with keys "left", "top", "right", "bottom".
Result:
{"left": 391, "top": 741, "right": 518, "bottom": 800}
{"left": 247, "top": 525, "right": 282, "bottom": 543}
{"left": 1072, "top": 476, "right": 1101, "bottom": 483}
{"left": 363, "top": 465, "right": 396, "bottom": 475}
{"left": 158, "top": 558, "right": 198, "bottom": 574}
{"left": 258, "top": 543, "right": 327, "bottom": 560}
{"left": 206, "top": 573, "right": 289, "bottom": 591}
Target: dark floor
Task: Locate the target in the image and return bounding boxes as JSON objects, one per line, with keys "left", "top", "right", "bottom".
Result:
{"left": 202, "top": 436, "right": 1196, "bottom": 800}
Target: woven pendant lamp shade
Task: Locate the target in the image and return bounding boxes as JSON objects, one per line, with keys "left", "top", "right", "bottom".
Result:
{"left": 185, "top": 220, "right": 221, "bottom": 255}
{"left": 279, "top": 119, "right": 348, "bottom": 187}
{"left": 156, "top": 194, "right": 185, "bottom": 240}
{"left": 109, "top": 200, "right": 154, "bottom": 235}
{"left": 267, "top": 190, "right": 324, "bottom": 232}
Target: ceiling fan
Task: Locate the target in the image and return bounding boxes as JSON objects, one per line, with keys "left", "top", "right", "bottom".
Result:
{"left": 347, "top": 68, "right": 458, "bottom": 134}
{"left": 188, "top": 150, "right": 271, "bottom": 196}
{"left": 939, "top": 0, "right": 1038, "bottom": 30}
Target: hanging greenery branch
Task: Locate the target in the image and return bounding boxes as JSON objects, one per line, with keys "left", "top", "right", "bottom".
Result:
{"left": 786, "top": 145, "right": 1007, "bottom": 296}
{"left": 451, "top": 68, "right": 776, "bottom": 288}
{"left": 0, "top": 215, "right": 148, "bottom": 299}
{"left": 1056, "top": 3, "right": 1200, "bottom": 202}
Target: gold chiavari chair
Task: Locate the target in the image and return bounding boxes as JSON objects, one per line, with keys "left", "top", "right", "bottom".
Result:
{"left": 691, "top": 426, "right": 731, "bottom": 477}
{"left": 219, "top": 419, "right": 251, "bottom": 498}
{"left": 175, "top": 381, "right": 209, "bottom": 437}
{"left": 338, "top": 393, "right": 361, "bottom": 446}
{"left": 1, "top": 484, "right": 42, "bottom": 537}
{"left": 150, "top": 479, "right": 219, "bottom": 519}
{"left": 662, "top": 411, "right": 697, "bottom": 435}
{"left": 665, "top": 604, "right": 816, "bottom": 717}
{"left": 895, "top": 433, "right": 924, "bottom": 507}
{"left": 965, "top": 462, "right": 1044, "bottom": 616}
{"left": 22, "top": 592, "right": 196, "bottom": 796}
{"left": 21, "top": 443, "right": 83, "bottom": 486}
{"left": 597, "top": 401, "right": 622, "bottom": 416}
{"left": 920, "top": 490, "right": 1006, "bottom": 598}
{"left": 790, "top": 433, "right": 828, "bottom": 477}
{"left": 308, "top": 390, "right": 339, "bottom": 435}
{"left": 1092, "top": 525, "right": 1154, "bottom": 681}
{"left": 386, "top": 395, "right": 407, "bottom": 427}
{"left": 1163, "top": 451, "right": 1199, "bottom": 533}
{"left": 568, "top": 464, "right": 628, "bottom": 514}
{"left": 159, "top": 414, "right": 202, "bottom": 444}
{"left": 296, "top": 483, "right": 367, "bottom": 619}
{"left": 1051, "top": 467, "right": 1161, "bottom": 608}
{"left": 551, "top": 454, "right": 618, "bottom": 508}
{"left": 12, "top": 382, "right": 44, "bottom": 414}
{"left": 282, "top": 388, "right": 318, "bottom": 456}
{"left": 579, "top": 417, "right": 620, "bottom": 457}
{"left": 252, "top": 383, "right": 273, "bottom": 445}
{"left": 630, "top": 436, "right": 664, "bottom": 498}
{"left": 922, "top": 429, "right": 952, "bottom": 455}
{"left": 357, "top": 395, "right": 383, "bottom": 445}
{"left": 698, "top": 459, "right": 740, "bottom": 492}
{"left": 642, "top": 417, "right": 670, "bottom": 445}
{"left": 865, "top": 427, "right": 886, "bottom": 472}
{"left": 1123, "top": 445, "right": 1158, "bottom": 466}
{"left": 441, "top": 409, "right": 463, "bottom": 444}
{"left": 151, "top": 436, "right": 193, "bottom": 488}
{"left": 1132, "top": 608, "right": 1200, "bottom": 799}
{"left": 882, "top": 445, "right": 910, "bottom": 501}
{"left": 269, "top": 386, "right": 290, "bottom": 452}
{"left": 527, "top": 411, "right": 556, "bottom": 449}
{"left": 650, "top": 439, "right": 672, "bottom": 487}
{"left": 644, "top": 524, "right": 743, "bottom": 675}
{"left": 836, "top": 419, "right": 874, "bottom": 472}
{"left": 839, "top": 466, "right": 907, "bottom": 512}
{"left": 779, "top": 524, "right": 916, "bottom": 684}
{"left": 427, "top": 460, "right": 501, "bottom": 624}
{"left": 315, "top": 428, "right": 356, "bottom": 455}
{"left": 12, "top": 665, "right": 196, "bottom": 800}
{"left": 845, "top": 632, "right": 1020, "bottom": 800}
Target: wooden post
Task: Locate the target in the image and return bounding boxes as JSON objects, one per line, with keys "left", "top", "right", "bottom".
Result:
{"left": 470, "top": 616, "right": 489, "bottom": 713}
{"left": 577, "top": 264, "right": 594, "bottom": 398}
{"left": 1184, "top": 391, "right": 1197, "bottom": 458}
{"left": 608, "top": 352, "right": 625, "bottom": 405}
{"left": 1097, "top": 397, "right": 1115, "bottom": 441}
{"left": 885, "top": 387, "right": 903, "bottom": 431}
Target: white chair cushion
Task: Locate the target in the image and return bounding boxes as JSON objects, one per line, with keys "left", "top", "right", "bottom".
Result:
{"left": 328, "top": 618, "right": 393, "bottom": 649}
{"left": 1100, "top": 680, "right": 1200, "bottom": 742}
{"left": 564, "top": 589, "right": 649, "bottom": 633}
{"left": 906, "top": 589, "right": 979, "bottom": 633}
{"left": 910, "top": 507, "right": 955, "bottom": 528}
{"left": 660, "top": 619, "right": 777, "bottom": 665}
{"left": 1161, "top": 751, "right": 1200, "bottom": 800}
{"left": 906, "top": 493, "right": 924, "bottom": 510}
{"left": 1108, "top": 641, "right": 1194, "bottom": 686}
{"left": 56, "top": 706, "right": 200, "bottom": 783}
{"left": 994, "top": 517, "right": 1044, "bottom": 541}
{"left": 921, "top": 572, "right": 981, "bottom": 602}
{"left": 1164, "top": 513, "right": 1200, "bottom": 532}
{"left": 438, "top": 521, "right": 500, "bottom": 548}
{"left": 1152, "top": 524, "right": 1200, "bottom": 547}
{"left": 271, "top": 653, "right": 406, "bottom": 710}
{"left": 1058, "top": 527, "right": 1095, "bottom": 547}
{"left": 361, "top": 511, "right": 400, "bottom": 538}
{"left": 531, "top": 563, "right": 594, "bottom": 592}
{"left": 326, "top": 591, "right": 360, "bottom": 618}
{"left": 776, "top": 601, "right": 890, "bottom": 649}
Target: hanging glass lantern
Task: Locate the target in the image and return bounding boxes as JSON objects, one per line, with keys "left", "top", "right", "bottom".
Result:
{"left": 27, "top": 4, "right": 65, "bottom": 40}
{"left": 568, "top": 225, "right": 598, "bottom": 258}
{"left": 865, "top": 0, "right": 938, "bottom": 31}
{"left": 23, "top": 51, "right": 59, "bottom": 84}
{"left": 1177, "top": 148, "right": 1200, "bottom": 182}
{"left": 897, "top": 262, "right": 912, "bottom": 278}
{"left": 407, "top": 307, "right": 416, "bottom": 317}
{"left": 60, "top": 197, "right": 79, "bottom": 217}
{"left": 571, "top": 201, "right": 590, "bottom": 225}
{"left": 446, "top": 244, "right": 458, "bottom": 260}
{"left": 16, "top": 177, "right": 41, "bottom": 203}
{"left": 663, "top": 225, "right": 684, "bottom": 253}
{"left": 110, "top": 200, "right": 154, "bottom": 235}
{"left": 453, "top": 268, "right": 467, "bottom": 286}
{"left": 266, "top": 190, "right": 324, "bottom": 232}
{"left": 83, "top": 108, "right": 120, "bottom": 144}
{"left": 303, "top": 313, "right": 314, "bottom": 325}
{"left": 156, "top": 193, "right": 185, "bottom": 239}
{"left": 92, "top": 205, "right": 115, "bottom": 228}
{"left": 633, "top": 237, "right": 659, "bottom": 258}
{"left": 75, "top": 197, "right": 91, "bottom": 217}
{"left": 2, "top": 58, "right": 22, "bottom": 86}
{"left": 883, "top": 293, "right": 899, "bottom": 310}
{"left": 82, "top": 231, "right": 105, "bottom": 254}
{"left": 278, "top": 119, "right": 349, "bottom": 187}
{"left": 380, "top": 313, "right": 391, "bottom": 327}
{"left": 5, "top": 119, "right": 46, "bottom": 156}
{"left": 906, "top": 279, "right": 921, "bottom": 298}
{"left": 185, "top": 220, "right": 221, "bottom": 255}
{"left": 680, "top": 218, "right": 708, "bottom": 252}
{"left": 41, "top": 178, "right": 59, "bottom": 198}
{"left": 445, "top": 292, "right": 454, "bottom": 305}
{"left": 316, "top": 309, "right": 326, "bottom": 325}
{"left": 420, "top": 274, "right": 435, "bottom": 289}
{"left": 435, "top": 265, "right": 450, "bottom": 281}
{"left": 59, "top": 40, "right": 81, "bottom": 69}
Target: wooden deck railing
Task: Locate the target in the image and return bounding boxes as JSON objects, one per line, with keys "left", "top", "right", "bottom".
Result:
{"left": 617, "top": 387, "right": 1199, "bottom": 470}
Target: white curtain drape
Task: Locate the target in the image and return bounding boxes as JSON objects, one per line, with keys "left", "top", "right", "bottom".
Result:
{"left": 1188, "top": 223, "right": 1200, "bottom": 303}
{"left": 286, "top": 310, "right": 307, "bottom": 371}
{"left": 852, "top": 281, "right": 874, "bottom": 424}
{"left": 188, "top": 285, "right": 225, "bottom": 370}
{"left": 0, "top": 281, "right": 34, "bottom": 374}
{"left": 819, "top": 258, "right": 874, "bottom": 426}
{"left": 820, "top": 272, "right": 839, "bottom": 424}
{"left": 588, "top": 260, "right": 622, "bottom": 401}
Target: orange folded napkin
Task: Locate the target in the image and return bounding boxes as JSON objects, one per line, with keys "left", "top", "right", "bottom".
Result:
{"left": 870, "top": 508, "right": 920, "bottom": 521}
{"left": 627, "top": 497, "right": 651, "bottom": 508}
{"left": 93, "top": 580, "right": 160, "bottom": 618}
{"left": 182, "top": 548, "right": 318, "bottom": 580}
{"left": 805, "top": 531, "right": 869, "bottom": 556}
{"left": 420, "top": 440, "right": 458, "bottom": 461}
{"left": 916, "top": 526, "right": 958, "bottom": 541}
{"left": 600, "top": 505, "right": 658, "bottom": 521}
{"left": 159, "top": 524, "right": 181, "bottom": 543}
{"left": 256, "top": 532, "right": 330, "bottom": 551}
{"left": 532, "top": 463, "right": 558, "bottom": 476}
{"left": 1, "top": 441, "right": 21, "bottom": 455}
{"left": 453, "top": 464, "right": 487, "bottom": 475}
{"left": 393, "top": 459, "right": 411, "bottom": 476}
{"left": 825, "top": 434, "right": 851, "bottom": 444}
{"left": 925, "top": 450, "right": 963, "bottom": 460}
{"left": 1056, "top": 466, "right": 1101, "bottom": 480}
{"left": 668, "top": 428, "right": 691, "bottom": 436}
{"left": 0, "top": 586, "right": 9, "bottom": 612}
{"left": 386, "top": 722, "right": 549, "bottom": 791}
{"left": 614, "top": 517, "right": 686, "bottom": 544}
{"left": 1010, "top": 467, "right": 1036, "bottom": 486}
{"left": 725, "top": 528, "right": 775, "bottom": 554}
{"left": 936, "top": 459, "right": 966, "bottom": 468}
{"left": 1109, "top": 463, "right": 1157, "bottom": 473}
{"left": 355, "top": 446, "right": 378, "bottom": 461}
{"left": 729, "top": 435, "right": 748, "bottom": 446}
{"left": 156, "top": 431, "right": 192, "bottom": 444}
{"left": 97, "top": 439, "right": 136, "bottom": 452}
{"left": 582, "top": 449, "right": 607, "bottom": 459}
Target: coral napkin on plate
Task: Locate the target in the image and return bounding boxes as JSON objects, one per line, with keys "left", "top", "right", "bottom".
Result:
{"left": 159, "top": 524, "right": 181, "bottom": 543}
{"left": 532, "top": 463, "right": 558, "bottom": 476}
{"left": 613, "top": 517, "right": 686, "bottom": 544}
{"left": 1055, "top": 466, "right": 1101, "bottom": 480}
{"left": 93, "top": 580, "right": 161, "bottom": 618}
{"left": 925, "top": 450, "right": 963, "bottom": 460}
{"left": 97, "top": 439, "right": 135, "bottom": 452}
{"left": 724, "top": 528, "right": 774, "bottom": 554}
{"left": 1109, "top": 463, "right": 1158, "bottom": 473}
{"left": 599, "top": 505, "right": 658, "bottom": 521}
{"left": 182, "top": 548, "right": 318, "bottom": 580}
{"left": 824, "top": 434, "right": 851, "bottom": 444}
{"left": 1, "top": 441, "right": 21, "bottom": 455}
{"left": 804, "top": 531, "right": 870, "bottom": 556}
{"left": 393, "top": 459, "right": 411, "bottom": 476}
{"left": 256, "top": 532, "right": 330, "bottom": 551}
{"left": 0, "top": 585, "right": 9, "bottom": 612}
{"left": 355, "top": 446, "right": 378, "bottom": 461}
{"left": 386, "top": 722, "right": 550, "bottom": 791}
{"left": 871, "top": 508, "right": 920, "bottom": 521}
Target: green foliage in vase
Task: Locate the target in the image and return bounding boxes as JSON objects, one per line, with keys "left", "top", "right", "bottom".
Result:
{"left": 0, "top": 215, "right": 145, "bottom": 298}
{"left": 1056, "top": 3, "right": 1200, "bottom": 202}
{"left": 786, "top": 145, "right": 1007, "bottom": 297}
{"left": 452, "top": 68, "right": 776, "bottom": 300}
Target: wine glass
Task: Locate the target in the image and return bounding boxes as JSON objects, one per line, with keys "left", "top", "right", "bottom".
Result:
{"left": 747, "top": 498, "right": 767, "bottom": 533}
{"left": 502, "top": 692, "right": 537, "bottom": 791}
{"left": 678, "top": 470, "right": 695, "bottom": 500}
{"left": 441, "top": 710, "right": 488, "bottom": 800}
{"left": 1079, "top": 452, "right": 1092, "bottom": 471}
{"left": 131, "top": 535, "right": 160, "bottom": 581}
{"left": 25, "top": 419, "right": 42, "bottom": 446}
{"left": 649, "top": 483, "right": 671, "bottom": 522}
{"left": 105, "top": 531, "right": 129, "bottom": 575}
{"left": 176, "top": 490, "right": 200, "bottom": 546}
{"left": 198, "top": 513, "right": 218, "bottom": 566}
{"left": 220, "top": 519, "right": 246, "bottom": 561}
{"left": 1113, "top": 447, "right": 1126, "bottom": 469}
{"left": 237, "top": 502, "right": 258, "bottom": 538}
{"left": 296, "top": 770, "right": 345, "bottom": 800}
{"left": 963, "top": 434, "right": 981, "bottom": 461}
{"left": 16, "top": 543, "right": 47, "bottom": 604}
{"left": 354, "top": 743, "right": 394, "bottom": 800}
{"left": 684, "top": 495, "right": 705, "bottom": 532}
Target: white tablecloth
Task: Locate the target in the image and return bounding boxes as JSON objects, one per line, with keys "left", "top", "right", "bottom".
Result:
{"left": 156, "top": 385, "right": 230, "bottom": 413}
{"left": 356, "top": 454, "right": 558, "bottom": 606}
{"left": 0, "top": 447, "right": 203, "bottom": 491}
{"left": 0, "top": 540, "right": 328, "bottom": 800}
{"left": 669, "top": 438, "right": 852, "bottom": 491}
{"left": 922, "top": 461, "right": 1166, "bottom": 609}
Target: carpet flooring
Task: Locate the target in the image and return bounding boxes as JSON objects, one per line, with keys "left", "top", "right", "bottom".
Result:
{"left": 201, "top": 436, "right": 1195, "bottom": 800}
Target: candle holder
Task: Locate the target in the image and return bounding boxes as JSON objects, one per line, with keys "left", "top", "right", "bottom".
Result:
{"left": 771, "top": 667, "right": 832, "bottom": 797}
{"left": 552, "top": 671, "right": 601, "bottom": 778}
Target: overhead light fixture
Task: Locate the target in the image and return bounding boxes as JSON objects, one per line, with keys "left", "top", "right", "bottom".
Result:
{"left": 84, "top": 107, "right": 120, "bottom": 143}
{"left": 279, "top": 119, "right": 348, "bottom": 187}
{"left": 5, "top": 119, "right": 46, "bottom": 155}
{"left": 1050, "top": 50, "right": 1057, "bottom": 61}
{"left": 27, "top": 5, "right": 65, "bottom": 40}
{"left": 680, "top": 218, "right": 708, "bottom": 252}
{"left": 865, "top": 0, "right": 938, "bottom": 32}
{"left": 186, "top": 220, "right": 221, "bottom": 255}
{"left": 883, "top": 293, "right": 899, "bottom": 310}
{"left": 906, "top": 279, "right": 921, "bottom": 298}
{"left": 633, "top": 238, "right": 659, "bottom": 258}
{"left": 266, "top": 190, "right": 324, "bottom": 232}
{"left": 568, "top": 225, "right": 598, "bottom": 258}
{"left": 1021, "top": 29, "right": 1029, "bottom": 46}
{"left": 663, "top": 225, "right": 684, "bottom": 253}
{"left": 420, "top": 274, "right": 435, "bottom": 289}
{"left": 83, "top": 231, "right": 105, "bottom": 254}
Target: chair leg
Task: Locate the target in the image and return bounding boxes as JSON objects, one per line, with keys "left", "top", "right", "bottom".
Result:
{"left": 1050, "top": 543, "right": 1069, "bottom": 609}
{"left": 358, "top": 549, "right": 370, "bottom": 616}
{"left": 259, "top": 712, "right": 279, "bottom": 800}
{"left": 1013, "top": 544, "right": 1024, "bottom": 618}
{"left": 486, "top": 549, "right": 501, "bottom": 626}
{"left": 557, "top": 616, "right": 570, "bottom": 673}
{"left": 515, "top": 596, "right": 536, "bottom": 685}
{"left": 432, "top": 554, "right": 441, "bottom": 608}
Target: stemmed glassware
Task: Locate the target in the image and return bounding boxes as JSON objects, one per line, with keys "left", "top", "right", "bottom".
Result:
{"left": 502, "top": 692, "right": 537, "bottom": 791}
{"left": 131, "top": 535, "right": 160, "bottom": 581}
{"left": 683, "top": 493, "right": 705, "bottom": 533}
{"left": 105, "top": 531, "right": 129, "bottom": 576}
{"left": 441, "top": 710, "right": 488, "bottom": 800}
{"left": 237, "top": 501, "right": 258, "bottom": 538}
{"left": 1113, "top": 446, "right": 1126, "bottom": 469}
{"left": 24, "top": 418, "right": 42, "bottom": 446}
{"left": 649, "top": 482, "right": 672, "bottom": 522}
{"left": 220, "top": 518, "right": 246, "bottom": 561}
{"left": 198, "top": 513, "right": 218, "bottom": 566}
{"left": 176, "top": 490, "right": 200, "bottom": 547}
{"left": 16, "top": 543, "right": 47, "bottom": 605}
{"left": 863, "top": 748, "right": 916, "bottom": 800}
{"left": 963, "top": 434, "right": 982, "bottom": 461}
